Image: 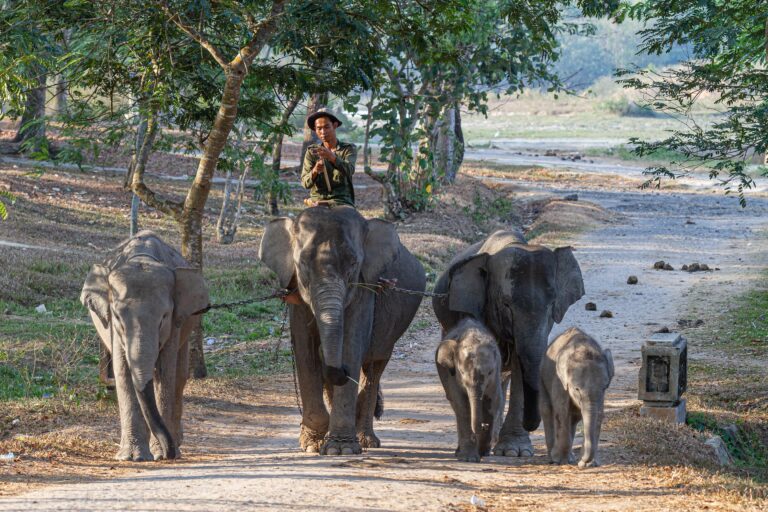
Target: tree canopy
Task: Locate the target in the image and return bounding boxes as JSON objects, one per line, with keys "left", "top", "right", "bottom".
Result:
{"left": 618, "top": 0, "right": 768, "bottom": 205}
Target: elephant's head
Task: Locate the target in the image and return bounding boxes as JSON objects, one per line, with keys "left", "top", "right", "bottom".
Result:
{"left": 80, "top": 260, "right": 208, "bottom": 458}
{"left": 446, "top": 242, "right": 584, "bottom": 430}
{"left": 259, "top": 206, "right": 399, "bottom": 387}
{"left": 437, "top": 320, "right": 501, "bottom": 441}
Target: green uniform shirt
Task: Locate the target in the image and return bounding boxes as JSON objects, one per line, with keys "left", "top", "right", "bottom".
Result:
{"left": 301, "top": 141, "right": 357, "bottom": 207}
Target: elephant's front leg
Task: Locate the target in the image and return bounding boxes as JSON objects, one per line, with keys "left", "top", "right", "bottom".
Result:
{"left": 291, "top": 305, "right": 330, "bottom": 453}
{"left": 322, "top": 372, "right": 362, "bottom": 455}
{"left": 113, "top": 343, "right": 152, "bottom": 461}
{"left": 322, "top": 307, "right": 369, "bottom": 456}
{"left": 151, "top": 334, "right": 179, "bottom": 460}
{"left": 356, "top": 360, "right": 386, "bottom": 448}
{"left": 494, "top": 355, "right": 534, "bottom": 457}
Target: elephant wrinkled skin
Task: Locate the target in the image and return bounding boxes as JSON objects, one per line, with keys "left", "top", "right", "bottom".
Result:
{"left": 436, "top": 318, "right": 504, "bottom": 462}
{"left": 259, "top": 206, "right": 425, "bottom": 455}
{"left": 433, "top": 230, "right": 584, "bottom": 457}
{"left": 80, "top": 231, "right": 208, "bottom": 461}
{"left": 539, "top": 328, "right": 614, "bottom": 468}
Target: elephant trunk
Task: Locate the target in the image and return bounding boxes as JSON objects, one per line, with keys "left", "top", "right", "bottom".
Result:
{"left": 312, "top": 280, "right": 349, "bottom": 387}
{"left": 513, "top": 319, "right": 547, "bottom": 431}
{"left": 135, "top": 379, "right": 176, "bottom": 460}
{"left": 580, "top": 399, "right": 603, "bottom": 466}
{"left": 470, "top": 388, "right": 484, "bottom": 445}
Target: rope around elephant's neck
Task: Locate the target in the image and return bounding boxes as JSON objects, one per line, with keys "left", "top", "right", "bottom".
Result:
{"left": 350, "top": 278, "right": 449, "bottom": 300}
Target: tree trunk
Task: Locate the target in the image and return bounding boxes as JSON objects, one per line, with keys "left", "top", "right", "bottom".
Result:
{"left": 126, "top": 114, "right": 151, "bottom": 236}
{"left": 183, "top": 69, "right": 248, "bottom": 378}
{"left": 451, "top": 105, "right": 465, "bottom": 181}
{"left": 269, "top": 93, "right": 301, "bottom": 215}
{"left": 156, "top": 0, "right": 287, "bottom": 378}
{"left": 216, "top": 164, "right": 248, "bottom": 244}
{"left": 365, "top": 162, "right": 407, "bottom": 221}
{"left": 362, "top": 92, "right": 375, "bottom": 172}
{"left": 299, "top": 92, "right": 328, "bottom": 168}
{"left": 130, "top": 194, "right": 140, "bottom": 236}
{"left": 13, "top": 68, "right": 47, "bottom": 153}
{"left": 432, "top": 104, "right": 464, "bottom": 184}
{"left": 55, "top": 77, "right": 67, "bottom": 116}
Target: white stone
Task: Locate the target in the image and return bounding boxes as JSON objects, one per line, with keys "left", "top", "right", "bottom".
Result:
{"left": 35, "top": 304, "right": 47, "bottom": 314}
{"left": 705, "top": 435, "right": 732, "bottom": 466}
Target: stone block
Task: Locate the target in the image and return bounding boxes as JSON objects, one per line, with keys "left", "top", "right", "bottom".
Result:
{"left": 705, "top": 435, "right": 732, "bottom": 466}
{"left": 640, "top": 398, "right": 687, "bottom": 424}
{"left": 638, "top": 332, "right": 687, "bottom": 403}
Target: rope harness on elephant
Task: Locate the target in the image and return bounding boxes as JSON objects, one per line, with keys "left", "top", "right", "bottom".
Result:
{"left": 190, "top": 288, "right": 296, "bottom": 316}
{"left": 353, "top": 278, "right": 449, "bottom": 301}
{"left": 188, "top": 280, "right": 440, "bottom": 420}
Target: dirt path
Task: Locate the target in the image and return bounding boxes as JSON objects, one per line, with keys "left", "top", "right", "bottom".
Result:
{"left": 3, "top": 171, "right": 768, "bottom": 510}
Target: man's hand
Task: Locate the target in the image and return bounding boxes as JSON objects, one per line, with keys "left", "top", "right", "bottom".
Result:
{"left": 313, "top": 145, "right": 336, "bottom": 164}
{"left": 311, "top": 160, "right": 325, "bottom": 180}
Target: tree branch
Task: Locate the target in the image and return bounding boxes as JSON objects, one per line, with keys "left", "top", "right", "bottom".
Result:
{"left": 130, "top": 114, "right": 184, "bottom": 220}
{"left": 158, "top": 1, "right": 229, "bottom": 69}
{"left": 232, "top": 0, "right": 287, "bottom": 71}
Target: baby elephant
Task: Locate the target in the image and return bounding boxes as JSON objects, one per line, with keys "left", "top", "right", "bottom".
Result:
{"left": 81, "top": 231, "right": 208, "bottom": 461}
{"left": 540, "top": 327, "right": 614, "bottom": 468}
{"left": 436, "top": 318, "right": 503, "bottom": 462}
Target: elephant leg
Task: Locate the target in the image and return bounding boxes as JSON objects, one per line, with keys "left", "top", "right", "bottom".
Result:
{"left": 550, "top": 406, "right": 575, "bottom": 465}
{"left": 172, "top": 337, "right": 190, "bottom": 450}
{"left": 151, "top": 334, "right": 179, "bottom": 460}
{"left": 437, "top": 365, "right": 479, "bottom": 462}
{"left": 540, "top": 388, "right": 555, "bottom": 460}
{"left": 291, "top": 305, "right": 329, "bottom": 453}
{"left": 322, "top": 368, "right": 362, "bottom": 455}
{"left": 113, "top": 343, "right": 151, "bottom": 461}
{"left": 494, "top": 355, "right": 533, "bottom": 457}
{"left": 356, "top": 360, "right": 386, "bottom": 448}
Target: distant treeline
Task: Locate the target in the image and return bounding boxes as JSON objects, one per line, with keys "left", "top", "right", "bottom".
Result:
{"left": 553, "top": 18, "right": 688, "bottom": 89}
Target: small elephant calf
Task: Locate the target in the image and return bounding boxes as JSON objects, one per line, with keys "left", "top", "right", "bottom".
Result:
{"left": 539, "top": 327, "right": 613, "bottom": 468}
{"left": 436, "top": 318, "right": 504, "bottom": 462}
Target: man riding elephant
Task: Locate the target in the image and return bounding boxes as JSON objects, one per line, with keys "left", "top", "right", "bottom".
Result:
{"left": 301, "top": 108, "right": 358, "bottom": 207}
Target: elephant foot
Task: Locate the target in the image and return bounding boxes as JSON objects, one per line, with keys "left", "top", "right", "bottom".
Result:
{"left": 456, "top": 446, "right": 481, "bottom": 463}
{"left": 151, "top": 439, "right": 181, "bottom": 461}
{"left": 299, "top": 424, "right": 327, "bottom": 453}
{"left": 115, "top": 443, "right": 152, "bottom": 462}
{"left": 578, "top": 458, "right": 599, "bottom": 469}
{"left": 550, "top": 451, "right": 576, "bottom": 465}
{"left": 321, "top": 435, "right": 362, "bottom": 456}
{"left": 358, "top": 431, "right": 380, "bottom": 449}
{"left": 493, "top": 434, "right": 534, "bottom": 457}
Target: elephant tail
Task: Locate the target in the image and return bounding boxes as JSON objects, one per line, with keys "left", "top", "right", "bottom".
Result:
{"left": 374, "top": 384, "right": 384, "bottom": 420}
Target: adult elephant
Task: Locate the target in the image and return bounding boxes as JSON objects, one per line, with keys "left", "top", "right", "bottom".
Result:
{"left": 259, "top": 205, "right": 425, "bottom": 455}
{"left": 80, "top": 231, "right": 208, "bottom": 461}
{"left": 432, "top": 230, "right": 584, "bottom": 457}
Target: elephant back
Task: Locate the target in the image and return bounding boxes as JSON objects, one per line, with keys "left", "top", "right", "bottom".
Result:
{"left": 104, "top": 230, "right": 190, "bottom": 270}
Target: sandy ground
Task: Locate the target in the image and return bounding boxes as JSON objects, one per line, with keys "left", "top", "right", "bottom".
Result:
{"left": 2, "top": 161, "right": 768, "bottom": 510}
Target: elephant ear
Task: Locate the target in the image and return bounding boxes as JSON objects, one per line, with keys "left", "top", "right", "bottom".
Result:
{"left": 604, "top": 348, "right": 614, "bottom": 384}
{"left": 80, "top": 264, "right": 110, "bottom": 328}
{"left": 174, "top": 268, "right": 209, "bottom": 324}
{"left": 362, "top": 219, "right": 399, "bottom": 283}
{"left": 259, "top": 218, "right": 295, "bottom": 288}
{"left": 448, "top": 253, "right": 488, "bottom": 320}
{"left": 552, "top": 246, "right": 584, "bottom": 323}
{"left": 436, "top": 338, "right": 458, "bottom": 371}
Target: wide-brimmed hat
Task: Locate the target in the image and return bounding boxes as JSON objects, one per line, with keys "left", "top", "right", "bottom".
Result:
{"left": 307, "top": 108, "right": 342, "bottom": 131}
